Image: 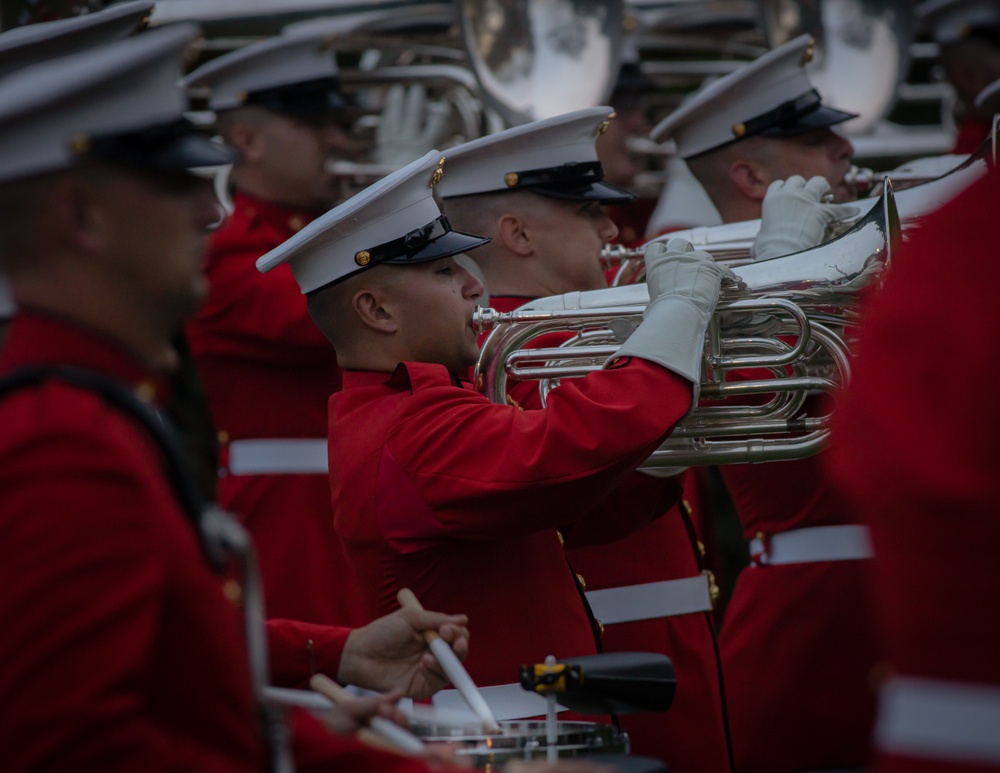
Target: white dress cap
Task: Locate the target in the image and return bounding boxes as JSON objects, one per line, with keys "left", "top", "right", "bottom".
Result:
{"left": 917, "top": 0, "right": 1000, "bottom": 45}
{"left": 650, "top": 34, "right": 856, "bottom": 159}
{"left": 184, "top": 18, "right": 347, "bottom": 113}
{"left": 435, "top": 106, "right": 634, "bottom": 203}
{"left": 0, "top": 1, "right": 152, "bottom": 79}
{"left": 257, "top": 150, "right": 491, "bottom": 295}
{"left": 0, "top": 23, "right": 234, "bottom": 186}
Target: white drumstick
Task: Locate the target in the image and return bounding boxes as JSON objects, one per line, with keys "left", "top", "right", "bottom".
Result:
{"left": 397, "top": 588, "right": 503, "bottom": 734}
{"left": 309, "top": 674, "right": 425, "bottom": 755}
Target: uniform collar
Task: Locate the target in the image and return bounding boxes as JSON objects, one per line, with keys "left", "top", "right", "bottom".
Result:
{"left": 341, "top": 362, "right": 463, "bottom": 393}
{"left": 232, "top": 190, "right": 318, "bottom": 237}
{"left": 0, "top": 309, "right": 167, "bottom": 403}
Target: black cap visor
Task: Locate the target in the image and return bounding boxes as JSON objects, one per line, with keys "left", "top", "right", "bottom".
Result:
{"left": 307, "top": 217, "right": 491, "bottom": 296}
{"left": 372, "top": 216, "right": 491, "bottom": 266}
{"left": 244, "top": 77, "right": 349, "bottom": 118}
{"left": 688, "top": 90, "right": 857, "bottom": 160}
{"left": 758, "top": 103, "right": 858, "bottom": 139}
{"left": 531, "top": 178, "right": 636, "bottom": 204}
{"left": 507, "top": 160, "right": 637, "bottom": 204}
{"left": 86, "top": 118, "right": 237, "bottom": 173}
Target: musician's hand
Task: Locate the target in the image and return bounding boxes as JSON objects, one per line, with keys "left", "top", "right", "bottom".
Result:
{"left": 375, "top": 84, "right": 450, "bottom": 167}
{"left": 337, "top": 607, "right": 470, "bottom": 700}
{"left": 612, "top": 239, "right": 736, "bottom": 387}
{"left": 753, "top": 175, "right": 858, "bottom": 261}
{"left": 643, "top": 238, "right": 736, "bottom": 310}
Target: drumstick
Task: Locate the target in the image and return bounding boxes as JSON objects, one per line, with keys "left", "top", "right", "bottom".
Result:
{"left": 309, "top": 674, "right": 425, "bottom": 755}
{"left": 397, "top": 588, "right": 503, "bottom": 734}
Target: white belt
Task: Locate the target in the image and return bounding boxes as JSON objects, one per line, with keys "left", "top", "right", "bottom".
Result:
{"left": 750, "top": 525, "right": 873, "bottom": 566}
{"left": 227, "top": 438, "right": 328, "bottom": 475}
{"left": 585, "top": 574, "right": 714, "bottom": 624}
{"left": 876, "top": 675, "right": 1000, "bottom": 764}
{"left": 433, "top": 682, "right": 566, "bottom": 722}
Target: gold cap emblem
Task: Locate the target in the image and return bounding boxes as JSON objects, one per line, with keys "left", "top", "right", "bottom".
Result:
{"left": 504, "top": 172, "right": 519, "bottom": 187}
{"left": 68, "top": 134, "right": 91, "bottom": 155}
{"left": 594, "top": 112, "right": 617, "bottom": 136}
{"left": 355, "top": 250, "right": 371, "bottom": 266}
{"left": 183, "top": 39, "right": 203, "bottom": 67}
{"left": 732, "top": 122, "right": 747, "bottom": 138}
{"left": 622, "top": 14, "right": 637, "bottom": 32}
{"left": 429, "top": 156, "right": 445, "bottom": 187}
{"left": 801, "top": 38, "right": 815, "bottom": 66}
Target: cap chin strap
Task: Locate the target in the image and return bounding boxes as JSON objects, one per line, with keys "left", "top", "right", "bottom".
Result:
{"left": 360, "top": 214, "right": 454, "bottom": 267}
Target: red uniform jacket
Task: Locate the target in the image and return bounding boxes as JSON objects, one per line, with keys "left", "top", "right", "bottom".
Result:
{"left": 715, "top": 371, "right": 881, "bottom": 772}
{"left": 487, "top": 295, "right": 732, "bottom": 772}
{"left": 186, "top": 191, "right": 365, "bottom": 626}
{"left": 829, "top": 171, "right": 1000, "bottom": 773}
{"left": 0, "top": 311, "right": 440, "bottom": 773}
{"left": 329, "top": 359, "right": 690, "bottom": 690}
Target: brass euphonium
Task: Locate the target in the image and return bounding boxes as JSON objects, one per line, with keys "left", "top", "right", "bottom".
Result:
{"left": 603, "top": 127, "right": 996, "bottom": 285}
{"left": 474, "top": 183, "right": 899, "bottom": 467}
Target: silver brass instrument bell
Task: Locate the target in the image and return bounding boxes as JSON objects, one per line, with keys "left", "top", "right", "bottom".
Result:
{"left": 475, "top": 183, "right": 899, "bottom": 467}
{"left": 458, "top": 0, "right": 625, "bottom": 126}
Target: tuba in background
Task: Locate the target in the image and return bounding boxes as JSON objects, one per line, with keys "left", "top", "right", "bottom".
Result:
{"left": 475, "top": 184, "right": 899, "bottom": 468}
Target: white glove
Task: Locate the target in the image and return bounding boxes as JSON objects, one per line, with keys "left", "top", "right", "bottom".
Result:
{"left": 374, "top": 85, "right": 450, "bottom": 168}
{"left": 612, "top": 239, "right": 736, "bottom": 386}
{"left": 752, "top": 175, "right": 859, "bottom": 261}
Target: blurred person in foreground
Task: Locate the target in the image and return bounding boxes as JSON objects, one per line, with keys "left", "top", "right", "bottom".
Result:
{"left": 0, "top": 23, "right": 472, "bottom": 772}
{"left": 829, "top": 166, "right": 1000, "bottom": 773}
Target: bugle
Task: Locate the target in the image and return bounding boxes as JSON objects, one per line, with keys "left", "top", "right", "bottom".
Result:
{"left": 475, "top": 183, "right": 899, "bottom": 467}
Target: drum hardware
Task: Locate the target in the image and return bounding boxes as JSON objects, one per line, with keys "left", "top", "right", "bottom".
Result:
{"left": 520, "top": 652, "right": 676, "bottom": 715}
{"left": 412, "top": 652, "right": 674, "bottom": 770}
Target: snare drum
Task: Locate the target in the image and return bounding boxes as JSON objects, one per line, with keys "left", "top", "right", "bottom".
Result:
{"left": 412, "top": 719, "right": 628, "bottom": 769}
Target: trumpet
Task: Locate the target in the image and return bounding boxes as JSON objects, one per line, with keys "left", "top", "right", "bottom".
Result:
{"left": 474, "top": 184, "right": 899, "bottom": 467}
{"left": 603, "top": 128, "right": 995, "bottom": 285}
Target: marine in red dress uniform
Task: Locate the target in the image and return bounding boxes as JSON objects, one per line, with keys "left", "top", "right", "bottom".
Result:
{"left": 187, "top": 190, "right": 363, "bottom": 625}
{"left": 256, "top": 150, "right": 731, "bottom": 728}
{"left": 830, "top": 169, "right": 1000, "bottom": 773}
{"left": 184, "top": 25, "right": 367, "bottom": 626}
{"left": 717, "top": 451, "right": 880, "bottom": 771}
